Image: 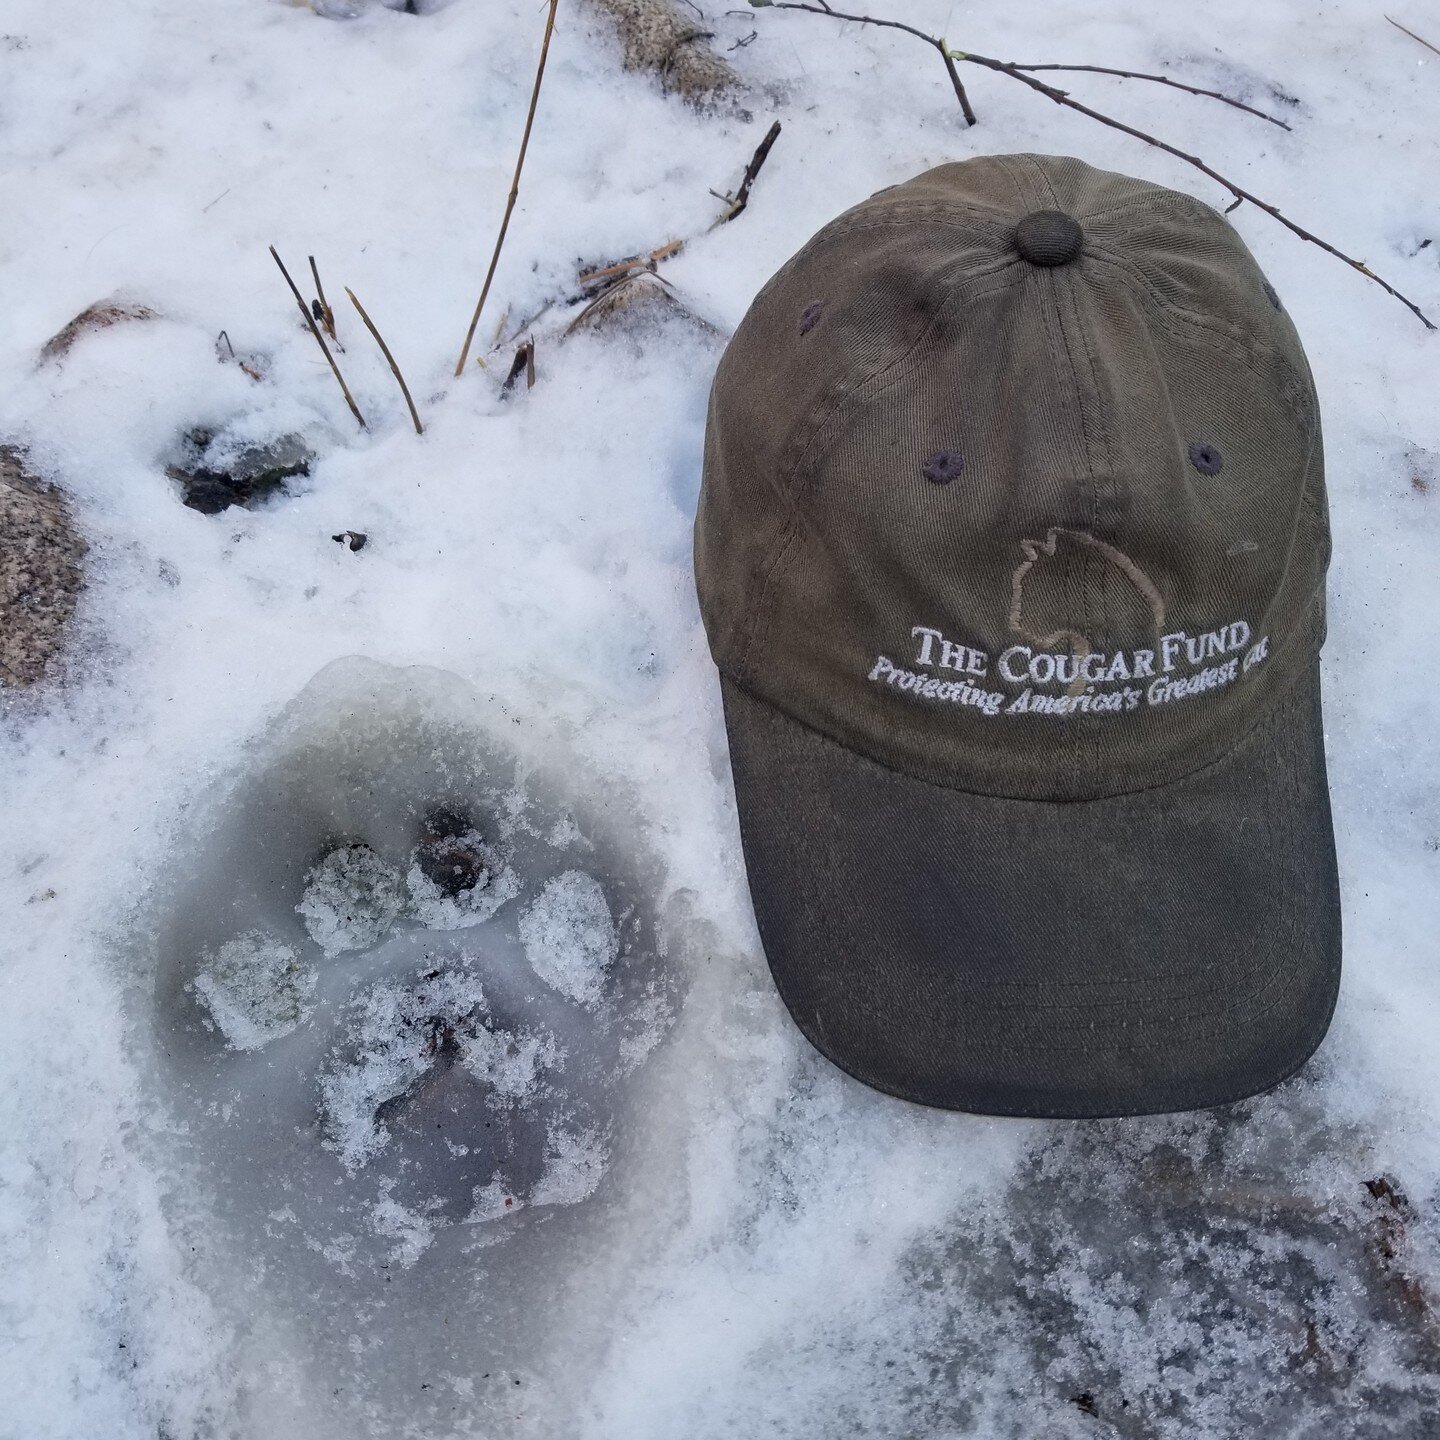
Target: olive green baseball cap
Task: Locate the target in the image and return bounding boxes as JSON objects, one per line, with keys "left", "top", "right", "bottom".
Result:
{"left": 695, "top": 153, "right": 1341, "bottom": 1118}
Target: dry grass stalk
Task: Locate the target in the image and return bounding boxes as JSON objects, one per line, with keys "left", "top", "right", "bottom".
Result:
{"left": 578, "top": 239, "right": 686, "bottom": 292}
{"left": 454, "top": 0, "right": 562, "bottom": 377}
{"left": 345, "top": 287, "right": 424, "bottom": 435}
{"left": 1387, "top": 14, "right": 1440, "bottom": 59}
{"left": 308, "top": 254, "right": 341, "bottom": 347}
{"left": 269, "top": 245, "right": 367, "bottom": 428}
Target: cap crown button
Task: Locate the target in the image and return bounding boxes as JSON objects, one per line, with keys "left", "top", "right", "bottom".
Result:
{"left": 1014, "top": 209, "right": 1084, "bottom": 266}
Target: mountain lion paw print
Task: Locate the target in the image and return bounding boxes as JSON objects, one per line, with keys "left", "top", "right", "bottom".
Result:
{"left": 148, "top": 658, "right": 679, "bottom": 1311}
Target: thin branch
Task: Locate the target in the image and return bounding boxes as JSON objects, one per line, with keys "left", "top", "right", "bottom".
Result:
{"left": 714, "top": 119, "right": 784, "bottom": 225}
{"left": 1009, "top": 63, "right": 1292, "bottom": 130}
{"left": 494, "top": 300, "right": 555, "bottom": 351}
{"left": 269, "top": 245, "right": 367, "bottom": 427}
{"left": 454, "top": 0, "right": 561, "bottom": 377}
{"left": 1387, "top": 14, "right": 1440, "bottom": 59}
{"left": 345, "top": 287, "right": 424, "bottom": 435}
{"left": 760, "top": 1, "right": 1436, "bottom": 330}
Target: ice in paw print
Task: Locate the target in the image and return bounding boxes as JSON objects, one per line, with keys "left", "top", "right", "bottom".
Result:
{"left": 296, "top": 843, "right": 408, "bottom": 957}
{"left": 142, "top": 659, "right": 683, "bottom": 1428}
{"left": 317, "top": 953, "right": 607, "bottom": 1229}
{"left": 291, "top": 822, "right": 520, "bottom": 961}
{"left": 519, "top": 869, "right": 620, "bottom": 1008}
{"left": 190, "top": 930, "right": 316, "bottom": 1051}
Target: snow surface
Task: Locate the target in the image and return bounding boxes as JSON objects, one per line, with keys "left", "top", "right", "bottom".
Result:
{"left": 1, "top": 1, "right": 1439, "bottom": 1437}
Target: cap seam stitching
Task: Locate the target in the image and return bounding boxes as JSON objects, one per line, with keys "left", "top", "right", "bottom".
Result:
{"left": 1081, "top": 250, "right": 1305, "bottom": 394}
{"left": 1018, "top": 153, "right": 1105, "bottom": 799}
{"left": 1081, "top": 251, "right": 1318, "bottom": 440}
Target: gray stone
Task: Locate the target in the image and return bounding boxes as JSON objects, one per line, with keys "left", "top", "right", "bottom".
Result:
{"left": 568, "top": 271, "right": 722, "bottom": 339}
{"left": 586, "top": 0, "right": 741, "bottom": 104}
{"left": 38, "top": 299, "right": 157, "bottom": 366}
{"left": 168, "top": 427, "right": 314, "bottom": 515}
{"left": 0, "top": 447, "right": 86, "bottom": 689}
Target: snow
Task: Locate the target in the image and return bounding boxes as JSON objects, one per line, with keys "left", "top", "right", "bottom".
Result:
{"left": 0, "top": 0, "right": 1438, "bottom": 1436}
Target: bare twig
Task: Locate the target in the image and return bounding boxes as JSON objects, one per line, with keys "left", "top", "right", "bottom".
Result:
{"left": 714, "top": 120, "right": 783, "bottom": 224}
{"left": 308, "top": 254, "right": 340, "bottom": 346}
{"left": 345, "top": 287, "right": 423, "bottom": 435}
{"left": 940, "top": 47, "right": 978, "bottom": 125}
{"left": 454, "top": 0, "right": 561, "bottom": 377}
{"left": 1388, "top": 14, "right": 1440, "bottom": 59}
{"left": 754, "top": 2, "right": 976, "bottom": 122}
{"left": 269, "top": 245, "right": 367, "bottom": 428}
{"left": 1010, "top": 63, "right": 1292, "bottom": 130}
{"left": 758, "top": 1, "right": 1436, "bottom": 329}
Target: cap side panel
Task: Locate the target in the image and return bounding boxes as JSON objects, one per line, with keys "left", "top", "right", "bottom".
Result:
{"left": 696, "top": 213, "right": 1020, "bottom": 688}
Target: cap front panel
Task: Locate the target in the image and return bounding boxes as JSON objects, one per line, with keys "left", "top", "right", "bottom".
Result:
{"left": 703, "top": 159, "right": 1328, "bottom": 802}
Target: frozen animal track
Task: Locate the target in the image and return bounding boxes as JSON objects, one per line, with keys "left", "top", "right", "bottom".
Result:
{"left": 142, "top": 658, "right": 683, "bottom": 1433}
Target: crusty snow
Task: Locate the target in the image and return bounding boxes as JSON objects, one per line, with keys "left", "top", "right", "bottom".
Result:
{"left": 1, "top": 1, "right": 1439, "bottom": 1437}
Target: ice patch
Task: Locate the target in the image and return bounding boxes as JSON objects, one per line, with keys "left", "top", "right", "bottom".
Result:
{"left": 519, "top": 870, "right": 620, "bottom": 1007}
{"left": 190, "top": 930, "right": 316, "bottom": 1050}
{"left": 468, "top": 1176, "right": 521, "bottom": 1224}
{"left": 297, "top": 843, "right": 408, "bottom": 957}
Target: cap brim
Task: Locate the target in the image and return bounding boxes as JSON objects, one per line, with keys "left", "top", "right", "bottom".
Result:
{"left": 720, "top": 665, "right": 1341, "bottom": 1118}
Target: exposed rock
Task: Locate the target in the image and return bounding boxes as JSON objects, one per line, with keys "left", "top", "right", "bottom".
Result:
{"left": 586, "top": 0, "right": 741, "bottom": 104}
{"left": 167, "top": 427, "right": 314, "bottom": 515}
{"left": 0, "top": 447, "right": 87, "bottom": 689}
{"left": 38, "top": 299, "right": 158, "bottom": 366}
{"left": 567, "top": 271, "right": 722, "bottom": 340}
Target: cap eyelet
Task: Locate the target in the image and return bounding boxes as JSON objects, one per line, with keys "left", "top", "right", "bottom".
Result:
{"left": 798, "top": 301, "right": 824, "bottom": 336}
{"left": 1188, "top": 442, "right": 1223, "bottom": 476}
{"left": 922, "top": 450, "right": 965, "bottom": 485}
